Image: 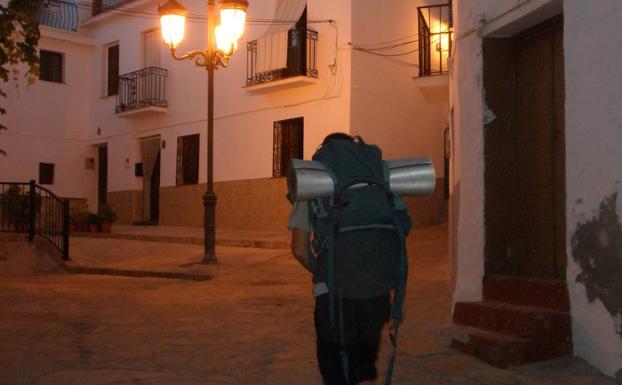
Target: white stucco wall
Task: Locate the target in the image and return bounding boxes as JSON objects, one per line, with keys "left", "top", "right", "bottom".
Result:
{"left": 350, "top": 0, "right": 449, "bottom": 173}
{"left": 451, "top": 0, "right": 622, "bottom": 378}
{"left": 563, "top": 0, "right": 622, "bottom": 378}
{"left": 82, "top": 0, "right": 353, "bottom": 192}
{"left": 0, "top": 28, "right": 98, "bottom": 208}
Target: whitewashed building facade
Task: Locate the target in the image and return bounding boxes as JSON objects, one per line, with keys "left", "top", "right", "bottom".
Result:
{"left": 1, "top": 0, "right": 450, "bottom": 230}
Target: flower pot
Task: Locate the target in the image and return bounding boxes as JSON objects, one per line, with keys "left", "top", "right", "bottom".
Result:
{"left": 100, "top": 221, "right": 112, "bottom": 233}
{"left": 88, "top": 224, "right": 99, "bottom": 233}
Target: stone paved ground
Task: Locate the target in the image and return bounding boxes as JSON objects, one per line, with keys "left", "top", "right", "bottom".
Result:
{"left": 0, "top": 225, "right": 619, "bottom": 385}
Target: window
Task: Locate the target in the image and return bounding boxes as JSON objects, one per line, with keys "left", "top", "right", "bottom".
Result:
{"left": 273, "top": 117, "right": 303, "bottom": 177}
{"left": 39, "top": 163, "right": 55, "bottom": 185}
{"left": 107, "top": 44, "right": 119, "bottom": 96}
{"left": 176, "top": 134, "right": 199, "bottom": 185}
{"left": 39, "top": 50, "right": 63, "bottom": 83}
{"left": 417, "top": 4, "right": 453, "bottom": 76}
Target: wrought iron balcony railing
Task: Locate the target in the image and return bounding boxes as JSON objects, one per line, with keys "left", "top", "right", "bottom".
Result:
{"left": 37, "top": 0, "right": 79, "bottom": 31}
{"left": 92, "top": 0, "right": 133, "bottom": 17}
{"left": 116, "top": 67, "right": 168, "bottom": 114}
{"left": 418, "top": 4, "right": 453, "bottom": 77}
{"left": 246, "top": 28, "right": 318, "bottom": 87}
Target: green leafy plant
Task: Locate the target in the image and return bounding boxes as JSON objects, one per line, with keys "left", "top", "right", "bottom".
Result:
{"left": 1, "top": 184, "right": 27, "bottom": 230}
{"left": 0, "top": 1, "right": 41, "bottom": 155}
{"left": 97, "top": 203, "right": 117, "bottom": 223}
{"left": 69, "top": 200, "right": 89, "bottom": 231}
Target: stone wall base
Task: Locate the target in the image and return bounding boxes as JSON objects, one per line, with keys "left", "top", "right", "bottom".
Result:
{"left": 107, "top": 177, "right": 448, "bottom": 230}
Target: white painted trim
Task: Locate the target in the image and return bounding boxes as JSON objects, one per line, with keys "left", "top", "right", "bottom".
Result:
{"left": 115, "top": 106, "right": 168, "bottom": 118}
{"left": 243, "top": 75, "right": 319, "bottom": 93}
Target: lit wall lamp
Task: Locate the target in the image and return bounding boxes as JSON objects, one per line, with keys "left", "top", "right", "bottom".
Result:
{"left": 158, "top": 0, "right": 248, "bottom": 264}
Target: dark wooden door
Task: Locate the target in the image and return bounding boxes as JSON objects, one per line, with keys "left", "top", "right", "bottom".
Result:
{"left": 150, "top": 152, "right": 160, "bottom": 223}
{"left": 483, "top": 16, "right": 565, "bottom": 279}
{"left": 98, "top": 145, "right": 108, "bottom": 212}
{"left": 514, "top": 18, "right": 565, "bottom": 278}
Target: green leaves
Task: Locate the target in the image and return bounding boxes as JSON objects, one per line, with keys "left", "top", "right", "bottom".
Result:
{"left": 0, "top": 0, "right": 41, "bottom": 156}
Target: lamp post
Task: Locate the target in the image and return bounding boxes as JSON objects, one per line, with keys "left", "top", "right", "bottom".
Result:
{"left": 158, "top": 0, "right": 248, "bottom": 263}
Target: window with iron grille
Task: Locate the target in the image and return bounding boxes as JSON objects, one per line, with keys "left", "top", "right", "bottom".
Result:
{"left": 417, "top": 4, "right": 452, "bottom": 77}
{"left": 273, "top": 117, "right": 303, "bottom": 177}
{"left": 176, "top": 134, "right": 200, "bottom": 185}
{"left": 39, "top": 163, "right": 55, "bottom": 185}
{"left": 107, "top": 44, "right": 119, "bottom": 96}
{"left": 39, "top": 50, "right": 63, "bottom": 83}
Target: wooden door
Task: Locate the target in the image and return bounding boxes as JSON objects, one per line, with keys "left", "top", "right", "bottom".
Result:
{"left": 514, "top": 17, "right": 565, "bottom": 277}
{"left": 483, "top": 16, "right": 565, "bottom": 279}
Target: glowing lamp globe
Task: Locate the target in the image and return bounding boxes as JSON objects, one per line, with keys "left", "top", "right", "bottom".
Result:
{"left": 218, "top": 0, "right": 248, "bottom": 42}
{"left": 158, "top": 0, "right": 188, "bottom": 49}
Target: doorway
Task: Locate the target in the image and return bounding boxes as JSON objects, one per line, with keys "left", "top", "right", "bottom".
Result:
{"left": 483, "top": 15, "right": 566, "bottom": 279}
{"left": 97, "top": 145, "right": 108, "bottom": 212}
{"left": 139, "top": 136, "right": 161, "bottom": 224}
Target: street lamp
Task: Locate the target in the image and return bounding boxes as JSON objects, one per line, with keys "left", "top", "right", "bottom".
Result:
{"left": 158, "top": 0, "right": 248, "bottom": 263}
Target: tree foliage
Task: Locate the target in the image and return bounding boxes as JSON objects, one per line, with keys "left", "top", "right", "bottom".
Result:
{"left": 0, "top": 0, "right": 41, "bottom": 155}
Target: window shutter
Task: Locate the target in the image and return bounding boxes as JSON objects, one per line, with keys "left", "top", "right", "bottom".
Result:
{"left": 108, "top": 45, "right": 119, "bottom": 96}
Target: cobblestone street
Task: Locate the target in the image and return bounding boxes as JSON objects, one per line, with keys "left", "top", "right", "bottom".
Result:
{"left": 0, "top": 225, "right": 618, "bottom": 385}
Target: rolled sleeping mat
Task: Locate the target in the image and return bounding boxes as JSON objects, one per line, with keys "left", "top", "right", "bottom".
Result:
{"left": 287, "top": 159, "right": 334, "bottom": 202}
{"left": 287, "top": 157, "right": 436, "bottom": 201}
{"left": 385, "top": 157, "right": 436, "bottom": 196}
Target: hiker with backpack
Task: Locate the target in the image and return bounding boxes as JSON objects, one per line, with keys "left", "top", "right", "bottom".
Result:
{"left": 288, "top": 133, "right": 413, "bottom": 385}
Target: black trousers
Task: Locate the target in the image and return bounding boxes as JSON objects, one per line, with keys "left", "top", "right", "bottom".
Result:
{"left": 314, "top": 293, "right": 391, "bottom": 385}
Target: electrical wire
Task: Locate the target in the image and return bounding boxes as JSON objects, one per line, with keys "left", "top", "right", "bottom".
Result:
{"left": 53, "top": 0, "right": 332, "bottom": 26}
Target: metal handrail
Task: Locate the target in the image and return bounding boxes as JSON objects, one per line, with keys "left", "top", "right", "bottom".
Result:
{"left": 0, "top": 181, "right": 69, "bottom": 260}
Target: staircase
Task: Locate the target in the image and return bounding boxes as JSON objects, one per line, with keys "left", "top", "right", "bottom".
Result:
{"left": 451, "top": 275, "right": 572, "bottom": 368}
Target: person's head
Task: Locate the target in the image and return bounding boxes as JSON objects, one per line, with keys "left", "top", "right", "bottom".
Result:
{"left": 319, "top": 133, "right": 361, "bottom": 150}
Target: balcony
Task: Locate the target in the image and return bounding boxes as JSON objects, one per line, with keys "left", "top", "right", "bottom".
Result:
{"left": 417, "top": 4, "right": 453, "bottom": 77}
{"left": 115, "top": 67, "right": 168, "bottom": 118}
{"left": 92, "top": 0, "right": 132, "bottom": 17}
{"left": 245, "top": 28, "right": 319, "bottom": 92}
{"left": 37, "top": 0, "right": 79, "bottom": 31}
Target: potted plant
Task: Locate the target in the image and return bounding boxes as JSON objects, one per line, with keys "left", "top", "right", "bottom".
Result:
{"left": 2, "top": 185, "right": 29, "bottom": 232}
{"left": 97, "top": 203, "right": 117, "bottom": 233}
{"left": 69, "top": 200, "right": 89, "bottom": 232}
{"left": 86, "top": 212, "right": 100, "bottom": 233}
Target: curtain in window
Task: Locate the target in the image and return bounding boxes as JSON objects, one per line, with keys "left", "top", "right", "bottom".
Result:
{"left": 140, "top": 137, "right": 160, "bottom": 221}
{"left": 255, "top": 0, "right": 306, "bottom": 73}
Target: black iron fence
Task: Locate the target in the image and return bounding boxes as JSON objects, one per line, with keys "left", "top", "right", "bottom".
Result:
{"left": 418, "top": 4, "right": 452, "bottom": 77}
{"left": 0, "top": 181, "right": 69, "bottom": 260}
{"left": 246, "top": 28, "right": 319, "bottom": 87}
{"left": 116, "top": 67, "right": 168, "bottom": 114}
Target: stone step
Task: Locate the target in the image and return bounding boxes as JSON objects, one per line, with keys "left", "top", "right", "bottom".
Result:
{"left": 483, "top": 275, "right": 569, "bottom": 312}
{"left": 451, "top": 326, "right": 532, "bottom": 368}
{"left": 453, "top": 301, "right": 572, "bottom": 346}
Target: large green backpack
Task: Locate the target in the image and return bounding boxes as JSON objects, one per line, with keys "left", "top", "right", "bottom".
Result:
{"left": 309, "top": 135, "right": 412, "bottom": 384}
{"left": 310, "top": 136, "right": 412, "bottom": 298}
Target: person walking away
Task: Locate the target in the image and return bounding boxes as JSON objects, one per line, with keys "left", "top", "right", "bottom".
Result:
{"left": 288, "top": 133, "right": 412, "bottom": 385}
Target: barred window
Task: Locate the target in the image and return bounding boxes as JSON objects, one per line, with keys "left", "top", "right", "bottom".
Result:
{"left": 176, "top": 134, "right": 199, "bottom": 185}
{"left": 40, "top": 50, "right": 63, "bottom": 83}
{"left": 273, "top": 117, "right": 303, "bottom": 177}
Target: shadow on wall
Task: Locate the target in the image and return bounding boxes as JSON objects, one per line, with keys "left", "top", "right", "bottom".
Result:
{"left": 571, "top": 192, "right": 622, "bottom": 337}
